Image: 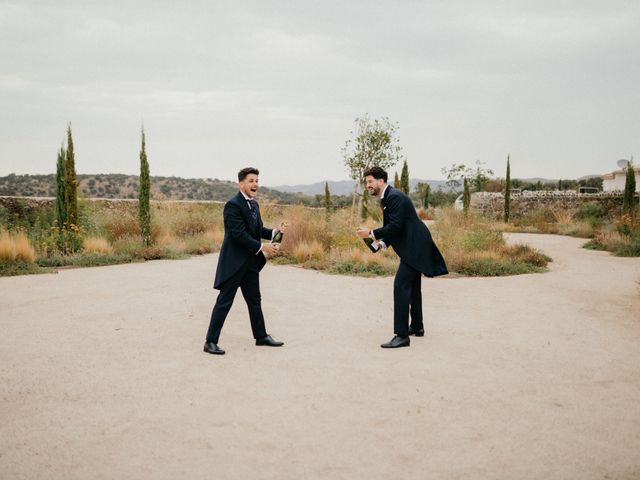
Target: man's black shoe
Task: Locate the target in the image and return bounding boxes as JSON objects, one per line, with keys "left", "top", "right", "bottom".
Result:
{"left": 255, "top": 335, "right": 284, "bottom": 347}
{"left": 408, "top": 326, "right": 425, "bottom": 337}
{"left": 203, "top": 342, "right": 225, "bottom": 355}
{"left": 381, "top": 335, "right": 410, "bottom": 348}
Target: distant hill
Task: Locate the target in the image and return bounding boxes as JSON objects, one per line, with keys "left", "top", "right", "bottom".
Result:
{"left": 270, "top": 179, "right": 449, "bottom": 195}
{"left": 0, "top": 174, "right": 318, "bottom": 205}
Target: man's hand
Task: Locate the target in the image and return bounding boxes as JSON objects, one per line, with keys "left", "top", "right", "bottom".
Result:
{"left": 356, "top": 227, "right": 371, "bottom": 239}
{"left": 262, "top": 242, "right": 280, "bottom": 258}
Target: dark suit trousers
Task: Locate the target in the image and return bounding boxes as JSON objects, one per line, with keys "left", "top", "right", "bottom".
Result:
{"left": 393, "top": 261, "right": 423, "bottom": 337}
{"left": 206, "top": 255, "right": 268, "bottom": 344}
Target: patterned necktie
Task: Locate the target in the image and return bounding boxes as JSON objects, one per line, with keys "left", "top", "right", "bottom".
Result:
{"left": 248, "top": 199, "right": 258, "bottom": 225}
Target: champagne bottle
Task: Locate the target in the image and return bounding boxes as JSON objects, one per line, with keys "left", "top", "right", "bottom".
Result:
{"left": 363, "top": 237, "right": 379, "bottom": 253}
{"left": 272, "top": 229, "right": 283, "bottom": 243}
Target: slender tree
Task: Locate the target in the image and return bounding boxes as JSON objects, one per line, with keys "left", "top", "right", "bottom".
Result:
{"left": 361, "top": 188, "right": 369, "bottom": 221}
{"left": 422, "top": 183, "right": 431, "bottom": 209}
{"left": 394, "top": 171, "right": 400, "bottom": 189}
{"left": 64, "top": 124, "right": 78, "bottom": 226}
{"left": 463, "top": 177, "right": 470, "bottom": 215}
{"left": 622, "top": 162, "right": 637, "bottom": 215}
{"left": 139, "top": 128, "right": 152, "bottom": 245}
{"left": 400, "top": 160, "right": 410, "bottom": 194}
{"left": 55, "top": 146, "right": 67, "bottom": 228}
{"left": 504, "top": 155, "right": 511, "bottom": 223}
{"left": 324, "top": 181, "right": 332, "bottom": 224}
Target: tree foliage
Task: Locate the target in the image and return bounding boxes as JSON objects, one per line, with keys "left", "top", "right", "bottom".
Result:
{"left": 64, "top": 124, "right": 78, "bottom": 226}
{"left": 55, "top": 146, "right": 67, "bottom": 228}
{"left": 622, "top": 162, "right": 637, "bottom": 215}
{"left": 342, "top": 115, "right": 403, "bottom": 218}
{"left": 400, "top": 160, "right": 410, "bottom": 194}
{"left": 139, "top": 128, "right": 152, "bottom": 245}
{"left": 441, "top": 160, "right": 494, "bottom": 192}
{"left": 463, "top": 177, "right": 470, "bottom": 215}
{"left": 504, "top": 155, "right": 511, "bottom": 223}
{"left": 415, "top": 182, "right": 431, "bottom": 208}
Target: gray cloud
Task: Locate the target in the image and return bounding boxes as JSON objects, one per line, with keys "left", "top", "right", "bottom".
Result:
{"left": 1, "top": 0, "right": 639, "bottom": 184}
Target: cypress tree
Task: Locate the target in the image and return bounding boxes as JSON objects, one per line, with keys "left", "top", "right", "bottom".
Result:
{"left": 55, "top": 146, "right": 67, "bottom": 228}
{"left": 622, "top": 163, "right": 637, "bottom": 215}
{"left": 394, "top": 171, "right": 400, "bottom": 189}
{"left": 463, "top": 177, "right": 470, "bottom": 215}
{"left": 400, "top": 160, "right": 410, "bottom": 194}
{"left": 361, "top": 188, "right": 369, "bottom": 221}
{"left": 139, "top": 128, "right": 152, "bottom": 245}
{"left": 422, "top": 183, "right": 431, "bottom": 209}
{"left": 64, "top": 124, "right": 78, "bottom": 227}
{"left": 504, "top": 155, "right": 511, "bottom": 223}
{"left": 324, "top": 181, "right": 332, "bottom": 222}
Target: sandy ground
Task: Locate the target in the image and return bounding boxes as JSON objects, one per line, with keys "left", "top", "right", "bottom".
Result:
{"left": 1, "top": 233, "right": 640, "bottom": 480}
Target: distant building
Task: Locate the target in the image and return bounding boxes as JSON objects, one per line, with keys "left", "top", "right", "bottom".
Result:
{"left": 602, "top": 165, "right": 640, "bottom": 192}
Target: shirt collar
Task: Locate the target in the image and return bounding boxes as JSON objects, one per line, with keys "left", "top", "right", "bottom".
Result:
{"left": 380, "top": 184, "right": 390, "bottom": 200}
{"left": 240, "top": 191, "right": 253, "bottom": 201}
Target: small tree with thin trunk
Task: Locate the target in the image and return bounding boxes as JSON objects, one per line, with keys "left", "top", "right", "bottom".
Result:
{"left": 342, "top": 115, "right": 403, "bottom": 221}
{"left": 504, "top": 155, "right": 511, "bottom": 223}
{"left": 463, "top": 177, "right": 470, "bottom": 215}
{"left": 139, "top": 128, "right": 152, "bottom": 246}
{"left": 394, "top": 171, "right": 400, "bottom": 189}
{"left": 64, "top": 124, "right": 78, "bottom": 226}
{"left": 55, "top": 145, "right": 67, "bottom": 228}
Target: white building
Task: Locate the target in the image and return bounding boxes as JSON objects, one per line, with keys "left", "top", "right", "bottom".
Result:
{"left": 602, "top": 165, "right": 640, "bottom": 192}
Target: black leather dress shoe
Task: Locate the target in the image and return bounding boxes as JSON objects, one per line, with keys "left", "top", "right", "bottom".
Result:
{"left": 203, "top": 342, "right": 225, "bottom": 355}
{"left": 408, "top": 326, "right": 425, "bottom": 337}
{"left": 381, "top": 335, "right": 410, "bottom": 348}
{"left": 255, "top": 335, "right": 284, "bottom": 347}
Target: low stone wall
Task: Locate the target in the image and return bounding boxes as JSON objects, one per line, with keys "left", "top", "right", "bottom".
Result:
{"left": 471, "top": 191, "right": 635, "bottom": 220}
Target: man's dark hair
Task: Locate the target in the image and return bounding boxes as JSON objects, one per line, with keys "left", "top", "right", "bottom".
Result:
{"left": 238, "top": 167, "right": 260, "bottom": 182}
{"left": 363, "top": 166, "right": 388, "bottom": 183}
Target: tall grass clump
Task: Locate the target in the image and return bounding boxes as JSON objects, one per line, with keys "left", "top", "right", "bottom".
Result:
{"left": 0, "top": 230, "right": 36, "bottom": 262}
{"left": 83, "top": 236, "right": 113, "bottom": 254}
{"left": 430, "top": 207, "right": 549, "bottom": 276}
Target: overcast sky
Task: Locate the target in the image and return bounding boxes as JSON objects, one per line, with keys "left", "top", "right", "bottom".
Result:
{"left": 1, "top": 0, "right": 639, "bottom": 185}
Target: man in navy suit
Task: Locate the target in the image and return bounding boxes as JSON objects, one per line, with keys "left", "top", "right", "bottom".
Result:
{"left": 203, "top": 167, "right": 287, "bottom": 355}
{"left": 357, "top": 166, "right": 448, "bottom": 348}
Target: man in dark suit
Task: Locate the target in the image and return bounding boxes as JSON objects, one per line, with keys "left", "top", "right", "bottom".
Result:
{"left": 357, "top": 166, "right": 448, "bottom": 348}
{"left": 203, "top": 167, "right": 287, "bottom": 355}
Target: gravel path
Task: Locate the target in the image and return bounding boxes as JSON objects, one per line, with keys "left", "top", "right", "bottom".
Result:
{"left": 1, "top": 233, "right": 639, "bottom": 480}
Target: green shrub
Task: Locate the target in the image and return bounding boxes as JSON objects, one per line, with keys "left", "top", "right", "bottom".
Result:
{"left": 615, "top": 239, "right": 640, "bottom": 257}
{"left": 329, "top": 261, "right": 396, "bottom": 277}
{"left": 456, "top": 258, "right": 545, "bottom": 276}
{"left": 577, "top": 202, "right": 606, "bottom": 221}
{"left": 461, "top": 230, "right": 503, "bottom": 252}
{"left": 0, "top": 259, "right": 49, "bottom": 276}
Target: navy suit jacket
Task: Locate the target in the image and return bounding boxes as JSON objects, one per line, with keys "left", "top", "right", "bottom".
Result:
{"left": 372, "top": 186, "right": 448, "bottom": 277}
{"left": 213, "top": 192, "right": 273, "bottom": 289}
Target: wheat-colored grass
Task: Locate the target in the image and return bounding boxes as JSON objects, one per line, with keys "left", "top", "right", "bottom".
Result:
{"left": 83, "top": 236, "right": 113, "bottom": 254}
{"left": 292, "top": 240, "right": 325, "bottom": 263}
{"left": 0, "top": 230, "right": 36, "bottom": 262}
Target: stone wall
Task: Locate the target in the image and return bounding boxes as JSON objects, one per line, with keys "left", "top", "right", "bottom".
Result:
{"left": 471, "top": 191, "right": 636, "bottom": 220}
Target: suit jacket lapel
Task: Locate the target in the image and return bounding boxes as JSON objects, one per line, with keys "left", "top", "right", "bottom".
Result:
{"left": 380, "top": 186, "right": 391, "bottom": 225}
